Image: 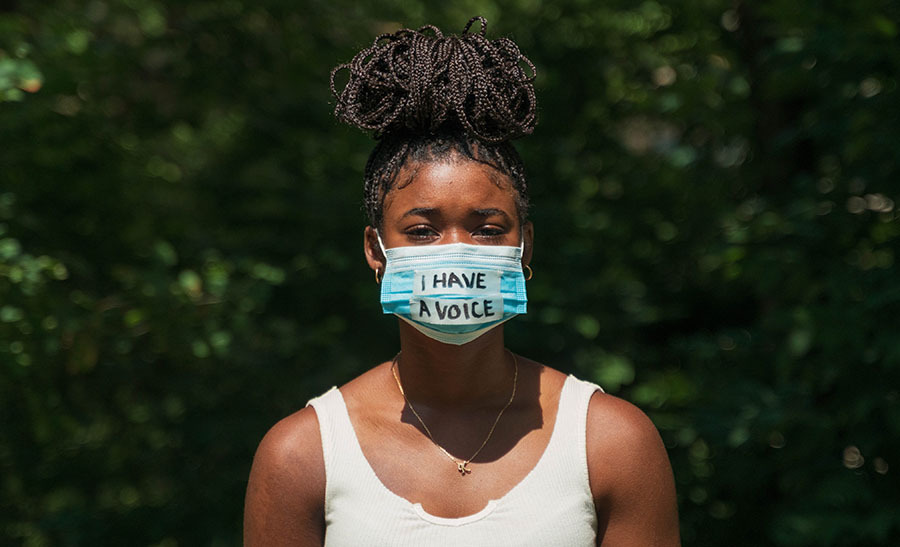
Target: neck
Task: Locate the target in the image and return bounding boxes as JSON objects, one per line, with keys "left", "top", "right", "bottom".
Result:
{"left": 394, "top": 321, "right": 514, "bottom": 409}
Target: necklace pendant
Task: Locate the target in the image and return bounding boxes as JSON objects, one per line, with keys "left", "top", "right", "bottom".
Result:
{"left": 457, "top": 461, "right": 471, "bottom": 475}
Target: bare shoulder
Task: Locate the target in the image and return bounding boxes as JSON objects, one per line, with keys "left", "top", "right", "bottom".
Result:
{"left": 243, "top": 405, "right": 325, "bottom": 547}
{"left": 586, "top": 391, "right": 681, "bottom": 546}
{"left": 586, "top": 391, "right": 668, "bottom": 465}
{"left": 251, "top": 405, "right": 325, "bottom": 483}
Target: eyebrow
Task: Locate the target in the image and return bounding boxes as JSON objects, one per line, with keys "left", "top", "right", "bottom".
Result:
{"left": 400, "top": 207, "right": 513, "bottom": 220}
{"left": 472, "top": 208, "right": 511, "bottom": 220}
{"left": 400, "top": 207, "right": 438, "bottom": 219}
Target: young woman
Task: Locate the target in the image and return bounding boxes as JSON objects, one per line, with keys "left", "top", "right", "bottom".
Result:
{"left": 244, "top": 17, "right": 680, "bottom": 546}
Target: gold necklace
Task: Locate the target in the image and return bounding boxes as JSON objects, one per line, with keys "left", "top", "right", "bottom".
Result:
{"left": 390, "top": 351, "right": 518, "bottom": 476}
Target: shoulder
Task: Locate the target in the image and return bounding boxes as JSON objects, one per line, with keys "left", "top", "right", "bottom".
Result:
{"left": 585, "top": 390, "right": 667, "bottom": 467}
{"left": 251, "top": 405, "right": 325, "bottom": 480}
{"left": 243, "top": 405, "right": 325, "bottom": 546}
{"left": 585, "top": 390, "right": 681, "bottom": 545}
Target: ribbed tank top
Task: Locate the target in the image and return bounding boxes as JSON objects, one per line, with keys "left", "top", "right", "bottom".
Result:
{"left": 307, "top": 374, "right": 603, "bottom": 546}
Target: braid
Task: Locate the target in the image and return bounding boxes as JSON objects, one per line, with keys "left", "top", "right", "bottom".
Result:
{"left": 331, "top": 17, "right": 537, "bottom": 227}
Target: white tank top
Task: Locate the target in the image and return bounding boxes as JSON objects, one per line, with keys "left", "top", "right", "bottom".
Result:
{"left": 307, "top": 374, "right": 602, "bottom": 546}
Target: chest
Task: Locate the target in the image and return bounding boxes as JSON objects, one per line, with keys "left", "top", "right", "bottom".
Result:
{"left": 315, "top": 380, "right": 599, "bottom": 546}
{"left": 352, "top": 403, "right": 555, "bottom": 518}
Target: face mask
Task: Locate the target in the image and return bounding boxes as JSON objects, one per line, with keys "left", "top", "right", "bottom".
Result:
{"left": 378, "top": 236, "right": 528, "bottom": 345}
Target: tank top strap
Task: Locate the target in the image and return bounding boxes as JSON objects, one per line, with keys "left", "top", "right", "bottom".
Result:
{"left": 556, "top": 374, "right": 604, "bottom": 447}
{"left": 307, "top": 388, "right": 381, "bottom": 502}
{"left": 514, "top": 375, "right": 603, "bottom": 501}
{"left": 307, "top": 388, "right": 341, "bottom": 476}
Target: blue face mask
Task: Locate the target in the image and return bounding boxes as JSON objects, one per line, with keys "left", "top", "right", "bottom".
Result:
{"left": 378, "top": 236, "right": 528, "bottom": 345}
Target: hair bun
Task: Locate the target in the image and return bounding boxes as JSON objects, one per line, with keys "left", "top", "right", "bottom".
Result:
{"left": 331, "top": 16, "right": 537, "bottom": 143}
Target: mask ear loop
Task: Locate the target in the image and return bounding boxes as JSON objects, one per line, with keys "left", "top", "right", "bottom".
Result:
{"left": 374, "top": 230, "right": 387, "bottom": 284}
{"left": 519, "top": 229, "right": 532, "bottom": 280}
{"left": 376, "top": 231, "right": 387, "bottom": 255}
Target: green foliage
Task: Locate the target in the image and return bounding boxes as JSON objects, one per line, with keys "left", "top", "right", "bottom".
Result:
{"left": 1, "top": 0, "right": 899, "bottom": 545}
{"left": 0, "top": 16, "right": 44, "bottom": 101}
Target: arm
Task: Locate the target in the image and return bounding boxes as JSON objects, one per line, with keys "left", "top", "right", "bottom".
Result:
{"left": 243, "top": 407, "right": 326, "bottom": 547}
{"left": 587, "top": 392, "right": 680, "bottom": 546}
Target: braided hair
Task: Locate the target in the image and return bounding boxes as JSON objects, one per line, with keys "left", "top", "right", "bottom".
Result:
{"left": 330, "top": 17, "right": 538, "bottom": 228}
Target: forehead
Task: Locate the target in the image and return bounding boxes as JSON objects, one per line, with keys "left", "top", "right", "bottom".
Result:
{"left": 383, "top": 159, "right": 516, "bottom": 217}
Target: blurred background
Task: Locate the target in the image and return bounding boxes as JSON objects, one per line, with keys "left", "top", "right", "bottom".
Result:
{"left": 2, "top": 0, "right": 899, "bottom": 545}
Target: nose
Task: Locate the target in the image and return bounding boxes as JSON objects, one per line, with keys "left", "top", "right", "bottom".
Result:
{"left": 442, "top": 228, "right": 473, "bottom": 245}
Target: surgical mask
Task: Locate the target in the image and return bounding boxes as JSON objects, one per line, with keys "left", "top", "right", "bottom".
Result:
{"left": 378, "top": 235, "right": 528, "bottom": 345}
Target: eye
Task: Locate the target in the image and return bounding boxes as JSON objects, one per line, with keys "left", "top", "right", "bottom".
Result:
{"left": 473, "top": 225, "right": 507, "bottom": 239}
{"left": 404, "top": 225, "right": 439, "bottom": 241}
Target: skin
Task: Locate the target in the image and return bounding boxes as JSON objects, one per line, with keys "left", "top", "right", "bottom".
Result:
{"left": 244, "top": 154, "right": 681, "bottom": 546}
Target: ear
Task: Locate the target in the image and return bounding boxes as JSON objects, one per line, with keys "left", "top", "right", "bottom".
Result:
{"left": 521, "top": 221, "right": 534, "bottom": 267}
{"left": 363, "top": 226, "right": 386, "bottom": 276}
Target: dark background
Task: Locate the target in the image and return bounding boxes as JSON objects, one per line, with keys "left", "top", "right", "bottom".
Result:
{"left": 2, "top": 1, "right": 899, "bottom": 545}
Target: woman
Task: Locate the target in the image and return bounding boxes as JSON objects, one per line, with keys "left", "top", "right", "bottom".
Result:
{"left": 244, "top": 17, "right": 680, "bottom": 546}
